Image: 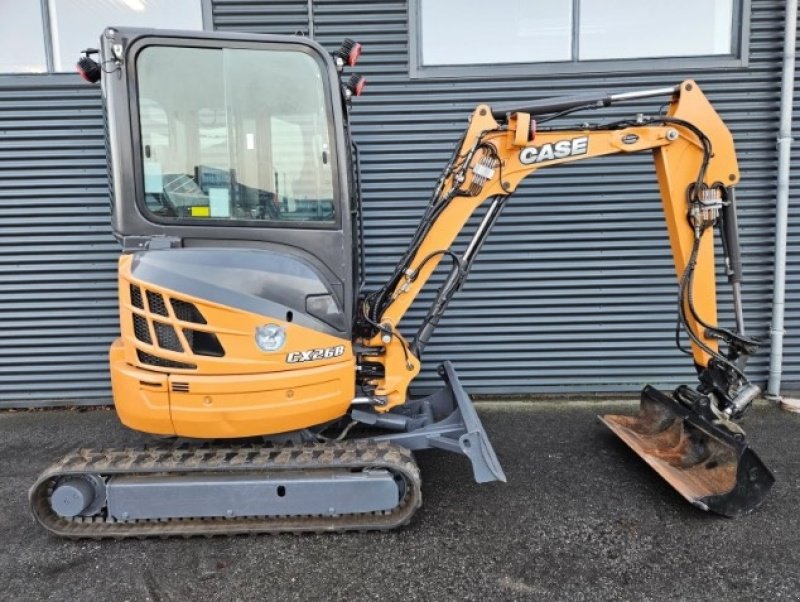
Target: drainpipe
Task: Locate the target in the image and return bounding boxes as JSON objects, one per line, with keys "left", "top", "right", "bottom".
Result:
{"left": 766, "top": 0, "right": 797, "bottom": 401}
{"left": 306, "top": 0, "right": 315, "bottom": 38}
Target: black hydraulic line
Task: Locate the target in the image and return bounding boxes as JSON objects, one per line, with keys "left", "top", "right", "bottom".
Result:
{"left": 583, "top": 115, "right": 712, "bottom": 199}
{"left": 491, "top": 92, "right": 614, "bottom": 120}
{"left": 365, "top": 134, "right": 469, "bottom": 316}
{"left": 367, "top": 134, "right": 490, "bottom": 325}
{"left": 366, "top": 189, "right": 459, "bottom": 325}
{"left": 351, "top": 140, "right": 366, "bottom": 289}
{"left": 412, "top": 196, "right": 508, "bottom": 356}
{"left": 658, "top": 116, "right": 712, "bottom": 196}
{"left": 491, "top": 86, "right": 678, "bottom": 121}
{"left": 413, "top": 249, "right": 464, "bottom": 279}
{"left": 681, "top": 188, "right": 759, "bottom": 352}
{"left": 677, "top": 228, "right": 748, "bottom": 381}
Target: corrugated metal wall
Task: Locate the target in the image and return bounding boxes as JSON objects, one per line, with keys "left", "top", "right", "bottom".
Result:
{"left": 0, "top": 0, "right": 795, "bottom": 406}
{"left": 786, "top": 9, "right": 800, "bottom": 392}
{"left": 0, "top": 75, "right": 115, "bottom": 407}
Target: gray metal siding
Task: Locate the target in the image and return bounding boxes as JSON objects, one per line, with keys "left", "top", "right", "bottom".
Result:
{"left": 785, "top": 46, "right": 800, "bottom": 390}
{"left": 0, "top": 0, "right": 794, "bottom": 406}
{"left": 0, "top": 75, "right": 115, "bottom": 406}
{"left": 212, "top": 0, "right": 310, "bottom": 34}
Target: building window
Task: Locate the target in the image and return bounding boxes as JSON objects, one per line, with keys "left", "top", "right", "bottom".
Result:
{"left": 411, "top": 0, "right": 747, "bottom": 77}
{"left": 0, "top": 2, "right": 48, "bottom": 73}
{"left": 0, "top": 0, "right": 207, "bottom": 74}
{"left": 578, "top": 0, "right": 733, "bottom": 60}
{"left": 420, "top": 2, "right": 573, "bottom": 66}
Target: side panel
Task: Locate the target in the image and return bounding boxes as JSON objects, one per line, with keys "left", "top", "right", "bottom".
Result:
{"left": 113, "top": 335, "right": 356, "bottom": 438}
{"left": 113, "top": 249, "right": 356, "bottom": 437}
{"left": 119, "top": 250, "right": 351, "bottom": 375}
{"left": 166, "top": 361, "right": 355, "bottom": 437}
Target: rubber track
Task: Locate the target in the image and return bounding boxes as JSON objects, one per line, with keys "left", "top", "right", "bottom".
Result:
{"left": 29, "top": 440, "right": 421, "bottom": 539}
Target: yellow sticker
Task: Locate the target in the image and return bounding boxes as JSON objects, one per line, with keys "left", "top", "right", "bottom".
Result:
{"left": 191, "top": 206, "right": 210, "bottom": 217}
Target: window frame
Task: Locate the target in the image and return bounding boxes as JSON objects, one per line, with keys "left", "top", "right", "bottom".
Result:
{"left": 127, "top": 36, "right": 343, "bottom": 231}
{"left": 408, "top": 0, "right": 750, "bottom": 79}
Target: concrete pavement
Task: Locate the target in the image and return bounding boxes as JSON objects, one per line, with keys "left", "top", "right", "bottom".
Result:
{"left": 1, "top": 401, "right": 798, "bottom": 601}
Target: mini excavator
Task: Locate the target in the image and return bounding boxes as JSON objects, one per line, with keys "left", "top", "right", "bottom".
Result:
{"left": 30, "top": 28, "right": 774, "bottom": 538}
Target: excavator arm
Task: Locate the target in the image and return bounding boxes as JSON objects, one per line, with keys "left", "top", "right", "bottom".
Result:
{"left": 357, "top": 80, "right": 773, "bottom": 515}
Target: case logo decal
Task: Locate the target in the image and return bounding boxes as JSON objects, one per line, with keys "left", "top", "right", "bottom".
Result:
{"left": 286, "top": 345, "right": 346, "bottom": 363}
{"left": 519, "top": 136, "right": 589, "bottom": 165}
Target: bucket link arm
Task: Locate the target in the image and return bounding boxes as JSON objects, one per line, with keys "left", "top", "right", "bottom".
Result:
{"left": 360, "top": 81, "right": 756, "bottom": 416}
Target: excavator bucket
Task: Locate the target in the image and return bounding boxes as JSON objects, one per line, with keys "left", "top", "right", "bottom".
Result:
{"left": 600, "top": 385, "right": 774, "bottom": 517}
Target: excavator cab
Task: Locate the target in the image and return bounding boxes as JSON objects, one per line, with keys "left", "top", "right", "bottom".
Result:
{"left": 103, "top": 28, "right": 356, "bottom": 308}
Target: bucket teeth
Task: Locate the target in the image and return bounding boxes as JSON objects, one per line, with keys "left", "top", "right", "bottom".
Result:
{"left": 600, "top": 385, "right": 774, "bottom": 517}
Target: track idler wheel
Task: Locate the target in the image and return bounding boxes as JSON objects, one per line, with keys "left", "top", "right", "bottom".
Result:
{"left": 50, "top": 475, "right": 106, "bottom": 518}
{"left": 600, "top": 385, "right": 774, "bottom": 517}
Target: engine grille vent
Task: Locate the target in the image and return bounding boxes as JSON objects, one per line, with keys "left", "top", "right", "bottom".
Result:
{"left": 170, "top": 298, "right": 207, "bottom": 324}
{"left": 154, "top": 322, "right": 183, "bottom": 352}
{"left": 137, "top": 350, "right": 196, "bottom": 370}
{"left": 132, "top": 314, "right": 152, "bottom": 344}
{"left": 126, "top": 282, "right": 223, "bottom": 371}
{"left": 183, "top": 328, "right": 225, "bottom": 357}
{"left": 171, "top": 382, "right": 190, "bottom": 393}
{"left": 146, "top": 290, "right": 168, "bottom": 316}
{"left": 130, "top": 284, "right": 144, "bottom": 309}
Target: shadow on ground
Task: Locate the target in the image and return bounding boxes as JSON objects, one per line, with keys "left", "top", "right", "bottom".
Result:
{"left": 1, "top": 401, "right": 798, "bottom": 601}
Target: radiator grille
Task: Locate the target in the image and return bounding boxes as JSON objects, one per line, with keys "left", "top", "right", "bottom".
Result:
{"left": 154, "top": 321, "right": 183, "bottom": 352}
{"left": 146, "top": 290, "right": 168, "bottom": 316}
{"left": 137, "top": 350, "right": 196, "bottom": 370}
{"left": 171, "top": 298, "right": 207, "bottom": 324}
{"left": 132, "top": 314, "right": 152, "bottom": 344}
{"left": 130, "top": 284, "right": 144, "bottom": 310}
{"left": 125, "top": 284, "right": 225, "bottom": 371}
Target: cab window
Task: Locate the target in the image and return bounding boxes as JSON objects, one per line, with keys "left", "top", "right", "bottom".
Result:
{"left": 136, "top": 45, "right": 336, "bottom": 224}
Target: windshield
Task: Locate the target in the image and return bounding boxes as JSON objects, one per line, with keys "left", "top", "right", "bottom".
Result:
{"left": 136, "top": 45, "right": 336, "bottom": 224}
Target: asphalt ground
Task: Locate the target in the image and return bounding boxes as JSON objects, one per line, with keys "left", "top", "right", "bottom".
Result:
{"left": 1, "top": 401, "right": 799, "bottom": 601}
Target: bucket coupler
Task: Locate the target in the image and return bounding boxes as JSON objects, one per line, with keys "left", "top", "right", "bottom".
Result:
{"left": 600, "top": 385, "right": 774, "bottom": 517}
{"left": 351, "top": 361, "right": 506, "bottom": 484}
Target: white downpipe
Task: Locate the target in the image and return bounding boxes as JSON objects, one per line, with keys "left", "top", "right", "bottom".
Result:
{"left": 766, "top": 0, "right": 798, "bottom": 400}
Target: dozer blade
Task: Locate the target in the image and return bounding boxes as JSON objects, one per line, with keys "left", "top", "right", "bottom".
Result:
{"left": 600, "top": 385, "right": 774, "bottom": 517}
